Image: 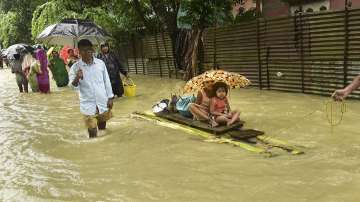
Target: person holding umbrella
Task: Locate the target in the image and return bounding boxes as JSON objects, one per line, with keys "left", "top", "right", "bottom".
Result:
{"left": 66, "top": 48, "right": 79, "bottom": 69}
{"left": 10, "top": 53, "right": 28, "bottom": 93}
{"left": 69, "top": 39, "right": 114, "bottom": 138}
{"left": 97, "top": 42, "right": 129, "bottom": 97}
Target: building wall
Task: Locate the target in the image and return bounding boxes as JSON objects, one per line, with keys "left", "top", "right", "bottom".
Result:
{"left": 262, "top": 0, "right": 290, "bottom": 18}
{"left": 290, "top": 0, "right": 330, "bottom": 14}
{"left": 244, "top": 0, "right": 257, "bottom": 11}
{"left": 331, "top": 0, "right": 360, "bottom": 10}
{"left": 262, "top": 0, "right": 360, "bottom": 18}
{"left": 232, "top": 0, "right": 260, "bottom": 17}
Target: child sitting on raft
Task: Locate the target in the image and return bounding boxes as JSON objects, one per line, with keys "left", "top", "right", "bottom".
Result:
{"left": 209, "top": 82, "right": 240, "bottom": 127}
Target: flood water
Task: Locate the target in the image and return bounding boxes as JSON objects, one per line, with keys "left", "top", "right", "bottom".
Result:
{"left": 1, "top": 68, "right": 360, "bottom": 202}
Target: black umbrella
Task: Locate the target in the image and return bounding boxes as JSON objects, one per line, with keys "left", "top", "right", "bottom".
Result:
{"left": 4, "top": 43, "right": 34, "bottom": 59}
{"left": 0, "top": 49, "right": 6, "bottom": 57}
{"left": 36, "top": 19, "right": 110, "bottom": 47}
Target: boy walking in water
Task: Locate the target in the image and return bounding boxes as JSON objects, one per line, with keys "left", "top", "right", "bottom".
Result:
{"left": 69, "top": 39, "right": 114, "bottom": 138}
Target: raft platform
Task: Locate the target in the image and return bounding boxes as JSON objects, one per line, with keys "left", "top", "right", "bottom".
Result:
{"left": 155, "top": 112, "right": 244, "bottom": 134}
{"left": 131, "top": 111, "right": 304, "bottom": 156}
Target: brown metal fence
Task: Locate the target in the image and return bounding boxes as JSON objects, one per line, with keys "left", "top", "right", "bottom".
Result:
{"left": 124, "top": 7, "right": 360, "bottom": 98}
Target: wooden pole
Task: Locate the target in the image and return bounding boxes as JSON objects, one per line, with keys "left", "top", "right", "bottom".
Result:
{"left": 343, "top": 0, "right": 349, "bottom": 87}
{"left": 140, "top": 37, "right": 146, "bottom": 75}
{"left": 256, "top": 18, "right": 262, "bottom": 89}
{"left": 161, "top": 31, "right": 172, "bottom": 78}
{"left": 154, "top": 30, "right": 163, "bottom": 77}
{"left": 299, "top": 6, "right": 305, "bottom": 93}
{"left": 132, "top": 34, "right": 138, "bottom": 74}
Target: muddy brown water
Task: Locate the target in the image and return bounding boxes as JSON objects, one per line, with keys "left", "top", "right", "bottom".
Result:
{"left": 1, "top": 68, "right": 360, "bottom": 202}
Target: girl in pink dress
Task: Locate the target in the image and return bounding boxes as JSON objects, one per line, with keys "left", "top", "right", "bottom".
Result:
{"left": 210, "top": 82, "right": 240, "bottom": 127}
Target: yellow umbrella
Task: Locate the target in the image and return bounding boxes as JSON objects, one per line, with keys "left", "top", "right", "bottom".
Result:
{"left": 183, "top": 70, "right": 251, "bottom": 93}
{"left": 46, "top": 47, "right": 54, "bottom": 56}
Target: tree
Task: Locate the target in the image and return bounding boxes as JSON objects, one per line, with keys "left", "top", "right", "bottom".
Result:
{"left": 178, "top": 0, "right": 233, "bottom": 79}
{"left": 31, "top": 1, "right": 80, "bottom": 41}
{"left": 0, "top": 0, "right": 47, "bottom": 47}
{"left": 0, "top": 11, "right": 20, "bottom": 47}
{"left": 31, "top": 0, "right": 146, "bottom": 50}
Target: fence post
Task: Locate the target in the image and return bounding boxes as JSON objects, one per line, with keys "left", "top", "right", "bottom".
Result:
{"left": 140, "top": 37, "right": 146, "bottom": 75}
{"left": 125, "top": 34, "right": 130, "bottom": 72}
{"left": 154, "top": 31, "right": 163, "bottom": 77}
{"left": 172, "top": 32, "right": 179, "bottom": 79}
{"left": 343, "top": 0, "right": 350, "bottom": 87}
{"left": 266, "top": 47, "right": 270, "bottom": 89}
{"left": 299, "top": 6, "right": 305, "bottom": 93}
{"left": 256, "top": 18, "right": 263, "bottom": 89}
{"left": 131, "top": 34, "right": 138, "bottom": 74}
{"left": 213, "top": 26, "right": 217, "bottom": 68}
{"left": 161, "top": 31, "right": 172, "bottom": 78}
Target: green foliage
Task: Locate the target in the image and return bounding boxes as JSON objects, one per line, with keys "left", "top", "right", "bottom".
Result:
{"left": 31, "top": 1, "right": 80, "bottom": 40}
{"left": 178, "top": 0, "right": 234, "bottom": 29}
{"left": 0, "top": 11, "right": 20, "bottom": 47}
{"left": 0, "top": 0, "right": 47, "bottom": 47}
{"left": 30, "top": 0, "right": 149, "bottom": 48}
{"left": 232, "top": 8, "right": 258, "bottom": 24}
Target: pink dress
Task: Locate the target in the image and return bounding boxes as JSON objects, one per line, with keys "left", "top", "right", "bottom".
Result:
{"left": 36, "top": 49, "right": 50, "bottom": 93}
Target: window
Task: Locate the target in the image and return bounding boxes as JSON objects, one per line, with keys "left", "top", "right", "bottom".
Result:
{"left": 320, "top": 6, "right": 327, "bottom": 11}
{"left": 306, "top": 8, "right": 314, "bottom": 13}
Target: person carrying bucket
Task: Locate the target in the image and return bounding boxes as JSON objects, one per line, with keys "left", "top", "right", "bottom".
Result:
{"left": 97, "top": 42, "right": 129, "bottom": 98}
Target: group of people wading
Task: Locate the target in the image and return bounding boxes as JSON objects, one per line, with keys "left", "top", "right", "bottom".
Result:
{"left": 4, "top": 37, "right": 358, "bottom": 139}
{"left": 5, "top": 39, "right": 129, "bottom": 138}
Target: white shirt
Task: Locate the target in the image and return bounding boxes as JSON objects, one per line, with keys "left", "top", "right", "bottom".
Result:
{"left": 69, "top": 57, "right": 114, "bottom": 116}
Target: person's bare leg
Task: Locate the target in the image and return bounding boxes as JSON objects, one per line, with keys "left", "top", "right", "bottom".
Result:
{"left": 227, "top": 111, "right": 240, "bottom": 126}
{"left": 23, "top": 82, "right": 28, "bottom": 93}
{"left": 215, "top": 116, "right": 230, "bottom": 126}
{"left": 98, "top": 122, "right": 106, "bottom": 130}
{"left": 88, "top": 128, "right": 98, "bottom": 138}
{"left": 18, "top": 85, "right": 23, "bottom": 93}
{"left": 189, "top": 104, "right": 209, "bottom": 121}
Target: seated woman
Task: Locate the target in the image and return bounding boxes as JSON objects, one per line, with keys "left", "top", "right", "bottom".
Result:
{"left": 209, "top": 82, "right": 240, "bottom": 127}
{"left": 188, "top": 80, "right": 215, "bottom": 122}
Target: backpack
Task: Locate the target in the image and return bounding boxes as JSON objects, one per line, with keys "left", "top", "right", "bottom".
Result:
{"left": 176, "top": 95, "right": 196, "bottom": 118}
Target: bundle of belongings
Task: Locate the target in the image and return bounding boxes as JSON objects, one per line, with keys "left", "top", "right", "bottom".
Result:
{"left": 152, "top": 94, "right": 196, "bottom": 118}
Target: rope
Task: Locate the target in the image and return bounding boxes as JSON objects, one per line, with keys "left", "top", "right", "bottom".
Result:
{"left": 325, "top": 100, "right": 347, "bottom": 133}
{"left": 261, "top": 99, "right": 347, "bottom": 141}
{"left": 261, "top": 109, "right": 319, "bottom": 142}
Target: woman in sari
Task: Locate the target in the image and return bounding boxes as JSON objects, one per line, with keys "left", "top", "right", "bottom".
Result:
{"left": 22, "top": 53, "right": 41, "bottom": 92}
{"left": 36, "top": 49, "right": 50, "bottom": 93}
{"left": 49, "top": 51, "right": 69, "bottom": 87}
{"left": 188, "top": 80, "right": 215, "bottom": 123}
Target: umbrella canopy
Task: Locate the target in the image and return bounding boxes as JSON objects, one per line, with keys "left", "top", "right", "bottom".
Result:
{"left": 0, "top": 49, "right": 6, "bottom": 57}
{"left": 4, "top": 43, "right": 34, "bottom": 59}
{"left": 36, "top": 19, "right": 110, "bottom": 47}
{"left": 183, "top": 70, "right": 251, "bottom": 93}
